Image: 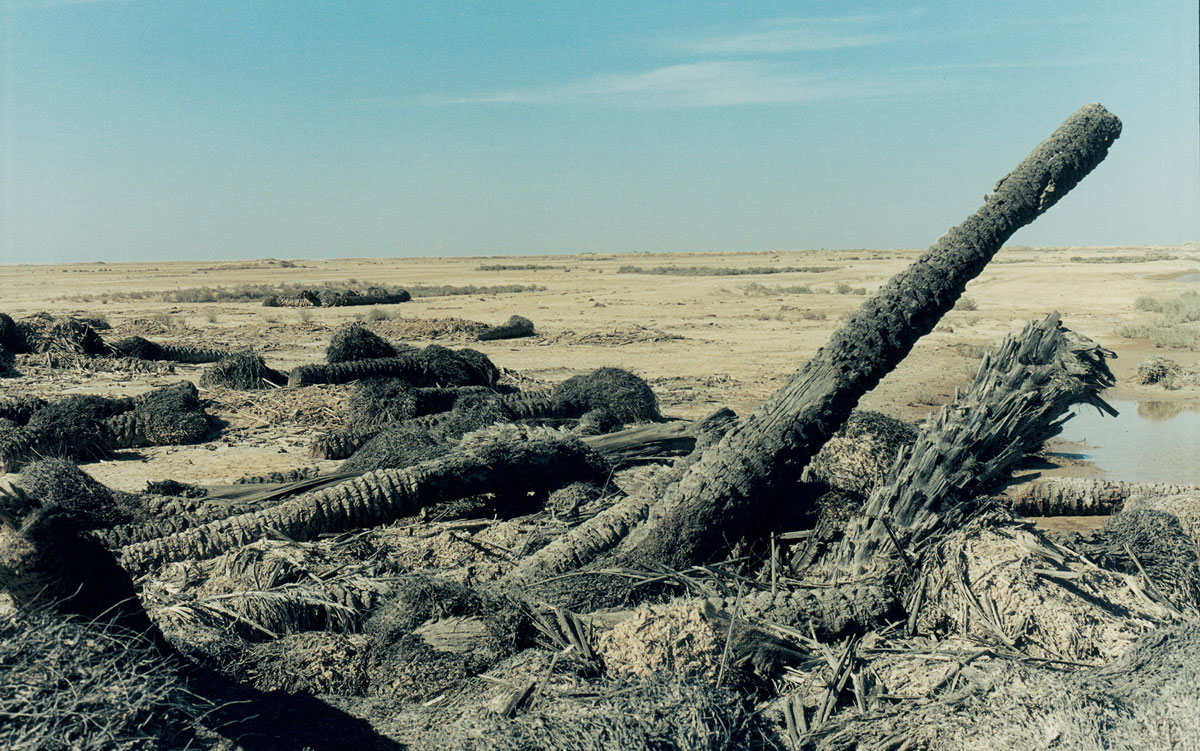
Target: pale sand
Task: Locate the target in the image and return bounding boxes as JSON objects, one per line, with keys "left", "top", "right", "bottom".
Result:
{"left": 1, "top": 244, "right": 1196, "bottom": 492}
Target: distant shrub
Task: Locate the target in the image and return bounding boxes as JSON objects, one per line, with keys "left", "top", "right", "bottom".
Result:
{"left": 1069, "top": 252, "right": 1176, "bottom": 264}
{"left": 1149, "top": 327, "right": 1199, "bottom": 350}
{"left": 406, "top": 283, "right": 544, "bottom": 297}
{"left": 1136, "top": 291, "right": 1200, "bottom": 322}
{"left": 741, "top": 282, "right": 814, "bottom": 296}
{"left": 476, "top": 264, "right": 565, "bottom": 271}
{"left": 833, "top": 282, "right": 867, "bottom": 295}
{"left": 1121, "top": 291, "right": 1200, "bottom": 350}
{"left": 954, "top": 297, "right": 979, "bottom": 312}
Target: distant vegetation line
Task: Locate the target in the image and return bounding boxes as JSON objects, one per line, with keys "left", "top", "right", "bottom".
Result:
{"left": 61, "top": 281, "right": 544, "bottom": 304}
{"left": 476, "top": 263, "right": 568, "bottom": 271}
{"left": 1069, "top": 252, "right": 1176, "bottom": 263}
{"left": 616, "top": 264, "right": 839, "bottom": 276}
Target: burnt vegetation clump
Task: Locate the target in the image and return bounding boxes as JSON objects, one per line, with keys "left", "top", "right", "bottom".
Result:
{"left": 200, "top": 350, "right": 288, "bottom": 390}
{"left": 477, "top": 315, "right": 536, "bottom": 341}
{"left": 326, "top": 322, "right": 400, "bottom": 363}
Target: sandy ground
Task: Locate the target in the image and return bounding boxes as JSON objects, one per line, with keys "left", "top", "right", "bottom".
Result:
{"left": 1, "top": 244, "right": 1197, "bottom": 496}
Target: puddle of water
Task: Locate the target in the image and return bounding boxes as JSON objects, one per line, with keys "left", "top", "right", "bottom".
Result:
{"left": 1175, "top": 273, "right": 1200, "bottom": 282}
{"left": 1052, "top": 399, "right": 1200, "bottom": 484}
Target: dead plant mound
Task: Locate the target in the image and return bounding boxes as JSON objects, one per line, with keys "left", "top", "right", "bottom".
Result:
{"left": 552, "top": 367, "right": 661, "bottom": 423}
{"left": 326, "top": 322, "right": 398, "bottom": 364}
{"left": 340, "top": 422, "right": 457, "bottom": 474}
{"left": 200, "top": 350, "right": 287, "bottom": 390}
{"left": 131, "top": 381, "right": 213, "bottom": 445}
{"left": 0, "top": 312, "right": 17, "bottom": 351}
{"left": 111, "top": 335, "right": 166, "bottom": 360}
{"left": 1072, "top": 507, "right": 1200, "bottom": 611}
{"left": 14, "top": 313, "right": 113, "bottom": 356}
{"left": 289, "top": 345, "right": 499, "bottom": 388}
{"left": 1126, "top": 491, "right": 1200, "bottom": 549}
{"left": 815, "top": 623, "right": 1200, "bottom": 751}
{"left": 17, "top": 459, "right": 144, "bottom": 529}
{"left": 22, "top": 396, "right": 120, "bottom": 465}
{"left": 574, "top": 407, "right": 623, "bottom": 436}
{"left": 340, "top": 393, "right": 511, "bottom": 473}
{"left": 914, "top": 511, "right": 1175, "bottom": 663}
{"left": 0, "top": 395, "right": 47, "bottom": 425}
{"left": 346, "top": 378, "right": 422, "bottom": 429}
{"left": 804, "top": 410, "right": 918, "bottom": 497}
{"left": 364, "top": 575, "right": 526, "bottom": 702}
{"left": 1134, "top": 355, "right": 1182, "bottom": 385}
{"left": 477, "top": 315, "right": 535, "bottom": 341}
{"left": 365, "top": 573, "right": 485, "bottom": 640}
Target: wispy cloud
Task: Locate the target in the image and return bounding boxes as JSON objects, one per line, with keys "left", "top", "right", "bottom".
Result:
{"left": 660, "top": 12, "right": 923, "bottom": 55}
{"left": 442, "top": 61, "right": 937, "bottom": 109}
{"left": 8, "top": 0, "right": 132, "bottom": 8}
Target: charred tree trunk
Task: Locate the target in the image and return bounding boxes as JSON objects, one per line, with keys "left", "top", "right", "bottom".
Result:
{"left": 508, "top": 103, "right": 1122, "bottom": 584}
{"left": 119, "top": 438, "right": 609, "bottom": 574}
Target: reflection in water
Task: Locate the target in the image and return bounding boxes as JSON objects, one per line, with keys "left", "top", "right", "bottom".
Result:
{"left": 1137, "top": 400, "right": 1183, "bottom": 421}
{"left": 1056, "top": 399, "right": 1200, "bottom": 484}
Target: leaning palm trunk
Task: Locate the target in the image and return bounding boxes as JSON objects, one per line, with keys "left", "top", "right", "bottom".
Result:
{"left": 507, "top": 103, "right": 1122, "bottom": 584}
{"left": 119, "top": 437, "right": 609, "bottom": 574}
{"left": 722, "top": 315, "right": 1117, "bottom": 636}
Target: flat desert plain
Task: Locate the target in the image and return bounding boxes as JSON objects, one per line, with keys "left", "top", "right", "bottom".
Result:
{"left": 2, "top": 243, "right": 1198, "bottom": 493}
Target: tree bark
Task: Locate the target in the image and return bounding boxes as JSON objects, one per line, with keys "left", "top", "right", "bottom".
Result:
{"left": 508, "top": 103, "right": 1122, "bottom": 583}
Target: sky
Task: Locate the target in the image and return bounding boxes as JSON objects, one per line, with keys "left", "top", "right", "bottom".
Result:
{"left": 1, "top": 1, "right": 1197, "bottom": 264}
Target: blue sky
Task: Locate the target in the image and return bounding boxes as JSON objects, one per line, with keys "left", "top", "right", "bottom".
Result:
{"left": 1, "top": 1, "right": 1197, "bottom": 263}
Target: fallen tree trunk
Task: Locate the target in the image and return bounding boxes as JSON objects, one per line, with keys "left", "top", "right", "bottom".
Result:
{"left": 1005, "top": 478, "right": 1199, "bottom": 516}
{"left": 111, "top": 336, "right": 228, "bottom": 363}
{"left": 119, "top": 437, "right": 609, "bottom": 574}
{"left": 507, "top": 103, "right": 1122, "bottom": 584}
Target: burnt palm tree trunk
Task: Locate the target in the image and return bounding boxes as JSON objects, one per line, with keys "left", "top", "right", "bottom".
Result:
{"left": 508, "top": 103, "right": 1121, "bottom": 584}
{"left": 120, "top": 437, "right": 609, "bottom": 574}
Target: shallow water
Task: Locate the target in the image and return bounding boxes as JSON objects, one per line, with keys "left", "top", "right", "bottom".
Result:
{"left": 1053, "top": 399, "right": 1200, "bottom": 484}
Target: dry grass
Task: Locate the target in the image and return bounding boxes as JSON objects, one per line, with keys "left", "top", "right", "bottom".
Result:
{"left": 1117, "top": 291, "right": 1200, "bottom": 349}
{"left": 0, "top": 607, "right": 199, "bottom": 751}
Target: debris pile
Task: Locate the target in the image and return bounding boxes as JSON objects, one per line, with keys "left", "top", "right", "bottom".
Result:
{"left": 4, "top": 104, "right": 1194, "bottom": 751}
{"left": 0, "top": 382, "right": 216, "bottom": 472}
